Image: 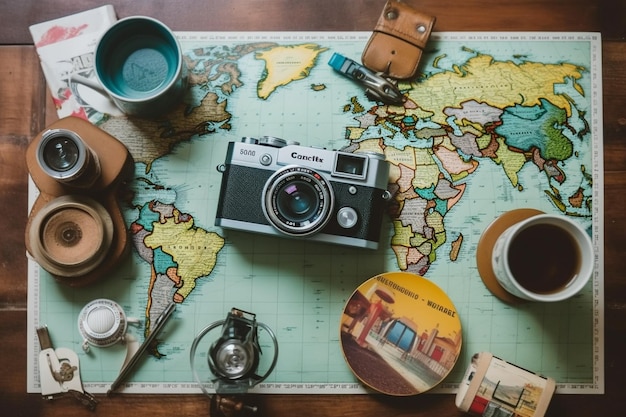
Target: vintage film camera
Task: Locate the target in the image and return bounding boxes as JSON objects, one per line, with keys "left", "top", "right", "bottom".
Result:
{"left": 215, "top": 137, "right": 391, "bottom": 249}
{"left": 25, "top": 117, "right": 134, "bottom": 286}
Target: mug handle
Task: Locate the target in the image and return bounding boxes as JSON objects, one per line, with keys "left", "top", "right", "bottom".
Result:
{"left": 70, "top": 74, "right": 124, "bottom": 116}
{"left": 71, "top": 74, "right": 107, "bottom": 94}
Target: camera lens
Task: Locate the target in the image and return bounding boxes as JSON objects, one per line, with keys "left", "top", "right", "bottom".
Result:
{"left": 211, "top": 339, "right": 255, "bottom": 379}
{"left": 277, "top": 181, "right": 319, "bottom": 221}
{"left": 36, "top": 129, "right": 101, "bottom": 187}
{"left": 43, "top": 136, "right": 80, "bottom": 172}
{"left": 263, "top": 166, "right": 333, "bottom": 236}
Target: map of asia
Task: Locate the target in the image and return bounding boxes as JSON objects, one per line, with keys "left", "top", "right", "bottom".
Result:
{"left": 28, "top": 32, "right": 603, "bottom": 394}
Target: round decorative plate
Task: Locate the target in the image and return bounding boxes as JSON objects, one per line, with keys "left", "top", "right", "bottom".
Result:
{"left": 339, "top": 271, "right": 462, "bottom": 396}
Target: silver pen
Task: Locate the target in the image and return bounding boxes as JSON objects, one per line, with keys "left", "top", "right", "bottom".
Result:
{"left": 107, "top": 302, "right": 177, "bottom": 395}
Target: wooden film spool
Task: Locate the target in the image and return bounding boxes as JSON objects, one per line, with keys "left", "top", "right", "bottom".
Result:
{"left": 27, "top": 195, "right": 114, "bottom": 279}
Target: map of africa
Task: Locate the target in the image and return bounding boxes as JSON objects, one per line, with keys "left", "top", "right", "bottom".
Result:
{"left": 28, "top": 32, "right": 603, "bottom": 395}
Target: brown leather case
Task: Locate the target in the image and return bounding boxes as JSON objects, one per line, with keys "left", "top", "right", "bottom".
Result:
{"left": 361, "top": 0, "right": 435, "bottom": 80}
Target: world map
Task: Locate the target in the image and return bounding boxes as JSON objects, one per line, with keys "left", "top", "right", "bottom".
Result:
{"left": 29, "top": 32, "right": 603, "bottom": 394}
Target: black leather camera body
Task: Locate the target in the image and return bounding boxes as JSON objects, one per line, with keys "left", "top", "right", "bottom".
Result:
{"left": 215, "top": 137, "right": 391, "bottom": 250}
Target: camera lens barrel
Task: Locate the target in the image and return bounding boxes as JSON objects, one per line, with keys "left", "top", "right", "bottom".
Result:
{"left": 263, "top": 166, "right": 334, "bottom": 236}
{"left": 36, "top": 129, "right": 101, "bottom": 187}
{"left": 211, "top": 339, "right": 256, "bottom": 379}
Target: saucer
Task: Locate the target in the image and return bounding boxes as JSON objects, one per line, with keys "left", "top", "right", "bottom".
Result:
{"left": 476, "top": 208, "right": 544, "bottom": 304}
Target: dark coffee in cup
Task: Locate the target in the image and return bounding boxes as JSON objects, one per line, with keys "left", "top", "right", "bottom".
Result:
{"left": 507, "top": 223, "right": 581, "bottom": 294}
{"left": 491, "top": 213, "right": 593, "bottom": 302}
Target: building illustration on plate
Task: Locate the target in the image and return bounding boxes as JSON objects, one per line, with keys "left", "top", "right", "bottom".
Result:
{"left": 341, "top": 273, "right": 462, "bottom": 395}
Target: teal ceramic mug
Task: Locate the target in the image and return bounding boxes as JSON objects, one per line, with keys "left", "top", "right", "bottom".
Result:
{"left": 75, "top": 16, "right": 186, "bottom": 117}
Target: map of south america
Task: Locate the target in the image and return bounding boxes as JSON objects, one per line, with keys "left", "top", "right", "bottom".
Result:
{"left": 130, "top": 201, "right": 225, "bottom": 332}
{"left": 100, "top": 42, "right": 330, "bottom": 343}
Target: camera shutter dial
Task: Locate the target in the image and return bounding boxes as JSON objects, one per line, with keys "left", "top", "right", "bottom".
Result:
{"left": 259, "top": 136, "right": 287, "bottom": 147}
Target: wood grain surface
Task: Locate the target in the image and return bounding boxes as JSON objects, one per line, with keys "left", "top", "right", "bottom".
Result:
{"left": 1, "top": 1, "right": 624, "bottom": 416}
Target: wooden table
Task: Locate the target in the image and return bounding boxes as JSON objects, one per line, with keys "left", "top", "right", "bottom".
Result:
{"left": 1, "top": 0, "right": 624, "bottom": 415}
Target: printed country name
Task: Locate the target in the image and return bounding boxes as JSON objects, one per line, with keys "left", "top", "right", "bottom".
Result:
{"left": 167, "top": 245, "right": 216, "bottom": 250}
{"left": 375, "top": 275, "right": 419, "bottom": 300}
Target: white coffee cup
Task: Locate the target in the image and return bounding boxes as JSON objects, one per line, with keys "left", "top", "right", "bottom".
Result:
{"left": 491, "top": 214, "right": 593, "bottom": 302}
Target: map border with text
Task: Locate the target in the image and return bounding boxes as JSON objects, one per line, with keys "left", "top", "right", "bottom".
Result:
{"left": 27, "top": 32, "right": 603, "bottom": 395}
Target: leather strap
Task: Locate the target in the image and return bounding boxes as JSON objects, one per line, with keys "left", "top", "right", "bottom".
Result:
{"left": 362, "top": 0, "right": 436, "bottom": 80}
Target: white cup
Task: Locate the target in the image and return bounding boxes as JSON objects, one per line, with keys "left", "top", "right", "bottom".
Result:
{"left": 491, "top": 214, "right": 593, "bottom": 302}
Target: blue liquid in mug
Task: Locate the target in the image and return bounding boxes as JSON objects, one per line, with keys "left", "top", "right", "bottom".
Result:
{"left": 97, "top": 19, "right": 180, "bottom": 100}
{"left": 112, "top": 35, "right": 177, "bottom": 97}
